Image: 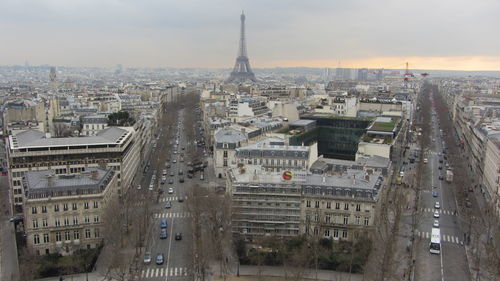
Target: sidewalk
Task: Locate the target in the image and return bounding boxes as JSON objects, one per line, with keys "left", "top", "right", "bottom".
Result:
{"left": 209, "top": 263, "right": 364, "bottom": 281}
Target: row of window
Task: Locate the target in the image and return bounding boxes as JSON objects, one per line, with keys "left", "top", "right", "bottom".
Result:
{"left": 306, "top": 213, "right": 370, "bottom": 226}
{"left": 240, "top": 158, "right": 307, "bottom": 167}
{"left": 32, "top": 215, "right": 100, "bottom": 228}
{"left": 32, "top": 228, "right": 100, "bottom": 245}
{"left": 307, "top": 227, "right": 349, "bottom": 239}
{"left": 306, "top": 201, "right": 365, "bottom": 211}
{"left": 31, "top": 201, "right": 99, "bottom": 214}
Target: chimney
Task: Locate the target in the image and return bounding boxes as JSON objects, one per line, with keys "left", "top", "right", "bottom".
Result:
{"left": 91, "top": 170, "right": 99, "bottom": 179}
{"left": 352, "top": 174, "right": 356, "bottom": 185}
{"left": 47, "top": 175, "right": 54, "bottom": 187}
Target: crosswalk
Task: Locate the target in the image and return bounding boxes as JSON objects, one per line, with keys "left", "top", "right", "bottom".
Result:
{"left": 424, "top": 208, "right": 454, "bottom": 215}
{"left": 154, "top": 212, "right": 192, "bottom": 218}
{"left": 160, "top": 197, "right": 187, "bottom": 202}
{"left": 416, "top": 230, "right": 462, "bottom": 244}
{"left": 141, "top": 267, "right": 188, "bottom": 278}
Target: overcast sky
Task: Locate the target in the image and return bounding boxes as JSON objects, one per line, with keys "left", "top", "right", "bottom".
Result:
{"left": 1, "top": 0, "right": 499, "bottom": 70}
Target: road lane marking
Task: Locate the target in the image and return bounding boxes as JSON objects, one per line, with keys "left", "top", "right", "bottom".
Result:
{"left": 165, "top": 218, "right": 175, "bottom": 281}
{"left": 145, "top": 268, "right": 150, "bottom": 278}
{"left": 160, "top": 267, "right": 164, "bottom": 276}
{"left": 156, "top": 268, "right": 159, "bottom": 277}
{"left": 175, "top": 267, "right": 178, "bottom": 276}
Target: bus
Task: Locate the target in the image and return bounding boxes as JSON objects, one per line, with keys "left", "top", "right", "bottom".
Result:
{"left": 429, "top": 228, "right": 441, "bottom": 254}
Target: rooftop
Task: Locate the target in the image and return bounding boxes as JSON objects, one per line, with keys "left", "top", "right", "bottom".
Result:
{"left": 10, "top": 127, "right": 133, "bottom": 149}
{"left": 214, "top": 128, "right": 247, "bottom": 144}
{"left": 24, "top": 168, "right": 115, "bottom": 200}
{"left": 368, "top": 116, "right": 400, "bottom": 132}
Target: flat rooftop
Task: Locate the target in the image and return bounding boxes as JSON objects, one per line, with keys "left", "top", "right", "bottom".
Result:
{"left": 9, "top": 127, "right": 133, "bottom": 149}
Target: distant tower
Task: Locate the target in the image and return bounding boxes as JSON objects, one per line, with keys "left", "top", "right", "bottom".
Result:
{"left": 49, "top": 67, "right": 57, "bottom": 82}
{"left": 227, "top": 11, "right": 256, "bottom": 83}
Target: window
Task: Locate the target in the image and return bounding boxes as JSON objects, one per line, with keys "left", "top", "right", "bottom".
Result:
{"left": 43, "top": 233, "right": 49, "bottom": 243}
{"left": 55, "top": 218, "right": 61, "bottom": 227}
{"left": 42, "top": 219, "right": 48, "bottom": 227}
{"left": 325, "top": 215, "right": 331, "bottom": 223}
{"left": 344, "top": 203, "right": 349, "bottom": 211}
{"left": 63, "top": 204, "right": 68, "bottom": 211}
{"left": 343, "top": 215, "right": 349, "bottom": 225}
{"left": 306, "top": 201, "right": 311, "bottom": 208}
{"left": 41, "top": 206, "right": 47, "bottom": 213}
{"left": 335, "top": 203, "right": 340, "bottom": 210}
{"left": 73, "top": 217, "right": 78, "bottom": 225}
{"left": 313, "top": 227, "right": 319, "bottom": 235}
{"left": 32, "top": 219, "right": 38, "bottom": 229}
{"left": 314, "top": 213, "right": 319, "bottom": 222}
{"left": 84, "top": 216, "right": 90, "bottom": 224}
{"left": 342, "top": 230, "right": 348, "bottom": 238}
{"left": 85, "top": 229, "right": 91, "bottom": 239}
{"left": 33, "top": 234, "right": 40, "bottom": 245}
{"left": 223, "top": 151, "right": 228, "bottom": 157}
{"left": 326, "top": 202, "right": 331, "bottom": 209}
{"left": 356, "top": 204, "right": 361, "bottom": 212}
{"left": 324, "top": 230, "right": 330, "bottom": 237}
{"left": 364, "top": 217, "right": 370, "bottom": 226}
{"left": 64, "top": 231, "right": 71, "bottom": 241}
{"left": 315, "top": 201, "right": 320, "bottom": 208}
{"left": 84, "top": 202, "right": 89, "bottom": 209}
{"left": 93, "top": 201, "right": 99, "bottom": 209}
{"left": 31, "top": 207, "right": 37, "bottom": 214}
{"left": 333, "top": 229, "right": 339, "bottom": 238}
{"left": 55, "top": 232, "right": 62, "bottom": 242}
{"left": 355, "top": 216, "right": 361, "bottom": 225}
{"left": 64, "top": 217, "right": 69, "bottom": 226}
{"left": 72, "top": 203, "right": 77, "bottom": 210}
{"left": 93, "top": 215, "right": 99, "bottom": 223}
{"left": 74, "top": 230, "right": 80, "bottom": 240}
{"left": 223, "top": 159, "right": 227, "bottom": 167}
{"left": 94, "top": 228, "right": 100, "bottom": 238}
{"left": 54, "top": 204, "right": 59, "bottom": 212}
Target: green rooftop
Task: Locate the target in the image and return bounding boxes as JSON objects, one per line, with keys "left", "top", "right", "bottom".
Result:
{"left": 368, "top": 116, "right": 400, "bottom": 132}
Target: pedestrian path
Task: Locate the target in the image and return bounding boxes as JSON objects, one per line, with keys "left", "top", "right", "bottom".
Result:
{"left": 416, "top": 230, "right": 462, "bottom": 244}
{"left": 423, "top": 208, "right": 454, "bottom": 215}
{"left": 160, "top": 196, "right": 187, "bottom": 202}
{"left": 141, "top": 267, "right": 189, "bottom": 278}
{"left": 153, "top": 212, "right": 192, "bottom": 218}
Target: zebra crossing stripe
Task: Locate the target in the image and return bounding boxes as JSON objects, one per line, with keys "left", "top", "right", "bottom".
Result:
{"left": 145, "top": 268, "right": 150, "bottom": 278}
{"left": 179, "top": 267, "right": 183, "bottom": 276}
{"left": 160, "top": 267, "right": 164, "bottom": 276}
{"left": 156, "top": 268, "right": 160, "bottom": 277}
{"left": 170, "top": 267, "right": 174, "bottom": 276}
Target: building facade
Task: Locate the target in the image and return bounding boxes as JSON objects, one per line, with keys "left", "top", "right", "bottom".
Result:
{"left": 23, "top": 168, "right": 117, "bottom": 255}
{"left": 7, "top": 127, "right": 140, "bottom": 210}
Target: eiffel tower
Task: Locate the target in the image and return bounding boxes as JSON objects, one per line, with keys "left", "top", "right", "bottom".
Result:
{"left": 227, "top": 11, "right": 257, "bottom": 83}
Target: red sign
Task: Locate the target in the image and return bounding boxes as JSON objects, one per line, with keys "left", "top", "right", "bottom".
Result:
{"left": 282, "top": 171, "right": 293, "bottom": 180}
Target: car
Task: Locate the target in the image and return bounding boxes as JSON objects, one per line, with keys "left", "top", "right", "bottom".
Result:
{"left": 432, "top": 192, "right": 439, "bottom": 197}
{"left": 423, "top": 158, "right": 428, "bottom": 164}
{"left": 187, "top": 173, "right": 193, "bottom": 179}
{"left": 175, "top": 233, "right": 182, "bottom": 240}
{"left": 170, "top": 171, "right": 174, "bottom": 177}
{"left": 137, "top": 185, "right": 142, "bottom": 190}
{"left": 156, "top": 254, "right": 165, "bottom": 265}
{"left": 178, "top": 196, "right": 184, "bottom": 202}
{"left": 200, "top": 173, "right": 204, "bottom": 181}
{"left": 165, "top": 201, "right": 172, "bottom": 209}
{"left": 439, "top": 159, "right": 443, "bottom": 163}
{"left": 180, "top": 158, "right": 184, "bottom": 163}
{"left": 160, "top": 228, "right": 167, "bottom": 239}
{"left": 162, "top": 169, "right": 168, "bottom": 176}
{"left": 173, "top": 159, "right": 177, "bottom": 163}
{"left": 438, "top": 166, "right": 442, "bottom": 170}
{"left": 149, "top": 184, "right": 154, "bottom": 191}
{"left": 179, "top": 177, "right": 184, "bottom": 183}
{"left": 433, "top": 220, "right": 440, "bottom": 228}
{"left": 160, "top": 219, "right": 168, "bottom": 229}
{"left": 439, "top": 175, "right": 444, "bottom": 181}
{"left": 433, "top": 211, "right": 440, "bottom": 218}
{"left": 169, "top": 178, "right": 174, "bottom": 184}
{"left": 168, "top": 188, "right": 174, "bottom": 194}
{"left": 178, "top": 170, "right": 183, "bottom": 175}
{"left": 144, "top": 252, "right": 152, "bottom": 264}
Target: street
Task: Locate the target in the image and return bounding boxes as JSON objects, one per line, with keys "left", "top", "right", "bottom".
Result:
{"left": 412, "top": 89, "right": 470, "bottom": 281}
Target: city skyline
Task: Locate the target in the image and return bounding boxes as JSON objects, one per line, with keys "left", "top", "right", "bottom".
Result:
{"left": 1, "top": 0, "right": 499, "bottom": 70}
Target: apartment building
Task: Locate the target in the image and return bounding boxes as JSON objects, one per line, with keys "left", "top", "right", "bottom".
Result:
{"left": 228, "top": 165, "right": 383, "bottom": 241}
{"left": 213, "top": 128, "right": 248, "bottom": 178}
{"left": 235, "top": 137, "right": 318, "bottom": 172}
{"left": 81, "top": 114, "right": 108, "bottom": 136}
{"left": 23, "top": 168, "right": 117, "bottom": 255}
{"left": 483, "top": 135, "right": 500, "bottom": 218}
{"left": 7, "top": 126, "right": 140, "bottom": 211}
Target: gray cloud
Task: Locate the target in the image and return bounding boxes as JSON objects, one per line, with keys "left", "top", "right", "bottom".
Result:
{"left": 0, "top": 0, "right": 499, "bottom": 68}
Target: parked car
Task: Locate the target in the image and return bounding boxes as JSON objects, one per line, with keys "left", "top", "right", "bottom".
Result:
{"left": 432, "top": 192, "right": 439, "bottom": 197}
{"left": 433, "top": 220, "right": 440, "bottom": 228}
{"left": 143, "top": 252, "right": 152, "bottom": 264}
{"left": 160, "top": 229, "right": 167, "bottom": 239}
{"left": 433, "top": 211, "right": 440, "bottom": 218}
{"left": 168, "top": 188, "right": 174, "bottom": 194}
{"left": 165, "top": 201, "right": 172, "bottom": 209}
{"left": 434, "top": 202, "right": 440, "bottom": 209}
